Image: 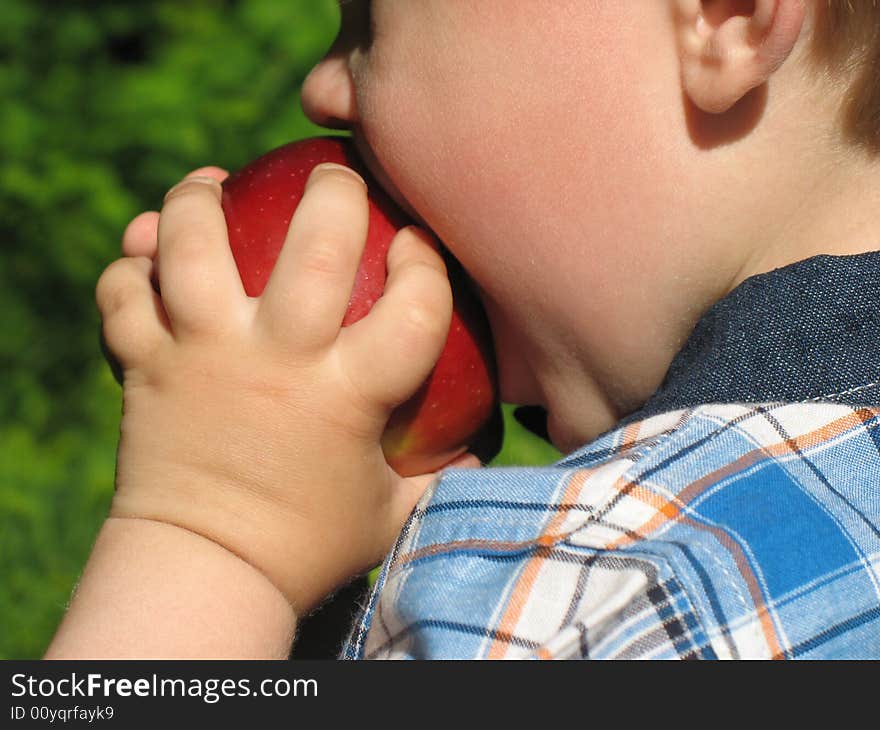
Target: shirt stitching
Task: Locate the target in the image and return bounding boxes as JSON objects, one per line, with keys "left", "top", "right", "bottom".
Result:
{"left": 799, "top": 380, "right": 880, "bottom": 404}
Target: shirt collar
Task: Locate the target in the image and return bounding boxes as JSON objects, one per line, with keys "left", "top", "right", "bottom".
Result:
{"left": 630, "top": 251, "right": 880, "bottom": 421}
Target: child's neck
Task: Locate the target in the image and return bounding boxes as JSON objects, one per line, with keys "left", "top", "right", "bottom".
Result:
{"left": 732, "top": 150, "right": 880, "bottom": 288}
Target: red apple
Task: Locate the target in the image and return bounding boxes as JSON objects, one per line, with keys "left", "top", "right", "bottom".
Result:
{"left": 220, "top": 136, "right": 500, "bottom": 476}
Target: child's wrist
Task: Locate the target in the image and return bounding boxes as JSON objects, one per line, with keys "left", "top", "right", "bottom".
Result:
{"left": 108, "top": 479, "right": 347, "bottom": 614}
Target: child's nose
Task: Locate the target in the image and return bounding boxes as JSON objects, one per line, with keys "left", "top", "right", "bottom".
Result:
{"left": 301, "top": 53, "right": 359, "bottom": 130}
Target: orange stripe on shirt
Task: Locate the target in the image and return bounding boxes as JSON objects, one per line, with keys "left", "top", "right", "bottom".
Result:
{"left": 605, "top": 408, "right": 872, "bottom": 551}
{"left": 486, "top": 469, "right": 591, "bottom": 659}
{"left": 602, "top": 407, "right": 875, "bottom": 658}
{"left": 621, "top": 420, "right": 642, "bottom": 450}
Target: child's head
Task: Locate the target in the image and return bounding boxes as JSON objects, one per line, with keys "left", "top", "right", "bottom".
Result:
{"left": 301, "top": 1, "right": 880, "bottom": 451}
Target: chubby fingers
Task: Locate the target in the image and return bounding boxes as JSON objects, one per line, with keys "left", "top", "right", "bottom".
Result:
{"left": 96, "top": 256, "right": 171, "bottom": 370}
{"left": 258, "top": 163, "right": 370, "bottom": 352}
{"left": 157, "top": 175, "right": 248, "bottom": 336}
{"left": 122, "top": 168, "right": 229, "bottom": 259}
{"left": 338, "top": 225, "right": 452, "bottom": 413}
{"left": 185, "top": 166, "right": 230, "bottom": 184}
{"left": 122, "top": 212, "right": 161, "bottom": 258}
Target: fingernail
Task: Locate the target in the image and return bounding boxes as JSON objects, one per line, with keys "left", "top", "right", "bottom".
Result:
{"left": 308, "top": 162, "right": 366, "bottom": 188}
{"left": 164, "top": 176, "right": 221, "bottom": 201}
{"left": 185, "top": 175, "right": 222, "bottom": 186}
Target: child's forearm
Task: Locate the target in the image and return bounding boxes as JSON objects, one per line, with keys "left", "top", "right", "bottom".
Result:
{"left": 44, "top": 517, "right": 297, "bottom": 659}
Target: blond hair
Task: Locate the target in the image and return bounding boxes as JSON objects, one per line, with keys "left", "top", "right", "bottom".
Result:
{"left": 812, "top": 1, "right": 880, "bottom": 152}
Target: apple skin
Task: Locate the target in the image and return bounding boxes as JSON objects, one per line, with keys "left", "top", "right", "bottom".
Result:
{"left": 220, "top": 136, "right": 500, "bottom": 476}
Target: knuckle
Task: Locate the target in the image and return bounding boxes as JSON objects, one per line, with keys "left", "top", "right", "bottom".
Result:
{"left": 423, "top": 253, "right": 448, "bottom": 278}
{"left": 103, "top": 310, "right": 162, "bottom": 366}
{"left": 169, "top": 232, "right": 213, "bottom": 267}
{"left": 400, "top": 298, "right": 450, "bottom": 340}
{"left": 300, "top": 236, "right": 347, "bottom": 275}
{"left": 420, "top": 256, "right": 452, "bottom": 283}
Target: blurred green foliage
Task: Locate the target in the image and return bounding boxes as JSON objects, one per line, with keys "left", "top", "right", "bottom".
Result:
{"left": 0, "top": 0, "right": 559, "bottom": 659}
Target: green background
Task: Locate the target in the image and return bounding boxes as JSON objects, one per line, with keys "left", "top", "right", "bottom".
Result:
{"left": 0, "top": 0, "right": 560, "bottom": 659}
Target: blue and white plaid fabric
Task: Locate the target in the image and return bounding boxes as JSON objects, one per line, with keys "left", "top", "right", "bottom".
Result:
{"left": 342, "top": 253, "right": 880, "bottom": 659}
{"left": 344, "top": 401, "right": 880, "bottom": 659}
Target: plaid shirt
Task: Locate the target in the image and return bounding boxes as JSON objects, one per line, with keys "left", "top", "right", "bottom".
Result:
{"left": 342, "top": 254, "right": 880, "bottom": 659}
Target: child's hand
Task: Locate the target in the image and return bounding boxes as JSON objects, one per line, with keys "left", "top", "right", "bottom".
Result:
{"left": 97, "top": 163, "right": 455, "bottom": 615}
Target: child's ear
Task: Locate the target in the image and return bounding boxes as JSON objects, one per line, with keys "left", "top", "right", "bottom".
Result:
{"left": 675, "top": 0, "right": 807, "bottom": 113}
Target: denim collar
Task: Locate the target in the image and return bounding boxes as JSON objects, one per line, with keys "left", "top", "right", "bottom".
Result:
{"left": 630, "top": 251, "right": 880, "bottom": 421}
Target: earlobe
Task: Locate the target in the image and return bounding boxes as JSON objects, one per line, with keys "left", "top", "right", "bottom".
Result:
{"left": 675, "top": 0, "right": 806, "bottom": 114}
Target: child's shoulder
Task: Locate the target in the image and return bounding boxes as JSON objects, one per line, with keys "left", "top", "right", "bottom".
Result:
{"left": 346, "top": 401, "right": 880, "bottom": 659}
